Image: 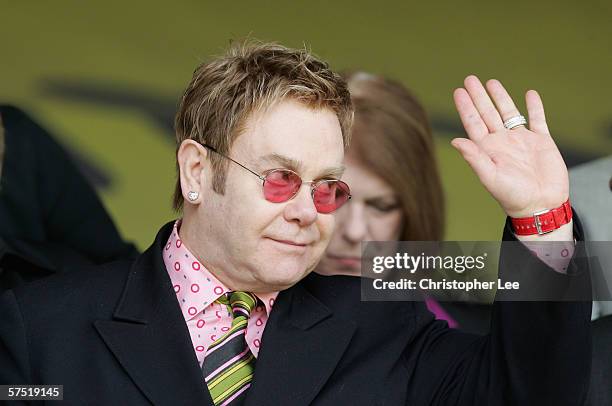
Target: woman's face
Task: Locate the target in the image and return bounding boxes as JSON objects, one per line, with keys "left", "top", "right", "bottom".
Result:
{"left": 317, "top": 155, "right": 404, "bottom": 276}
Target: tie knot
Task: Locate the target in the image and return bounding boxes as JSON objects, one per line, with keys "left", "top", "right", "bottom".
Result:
{"left": 228, "top": 291, "right": 258, "bottom": 318}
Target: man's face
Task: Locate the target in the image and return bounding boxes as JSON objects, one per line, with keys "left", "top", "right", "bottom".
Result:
{"left": 191, "top": 100, "right": 345, "bottom": 292}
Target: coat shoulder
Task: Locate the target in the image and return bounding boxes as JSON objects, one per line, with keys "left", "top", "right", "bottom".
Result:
{"left": 10, "top": 260, "right": 134, "bottom": 321}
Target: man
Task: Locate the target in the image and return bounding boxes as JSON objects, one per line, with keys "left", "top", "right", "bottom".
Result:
{"left": 570, "top": 154, "right": 612, "bottom": 319}
{"left": 0, "top": 43, "right": 590, "bottom": 405}
{"left": 0, "top": 105, "right": 138, "bottom": 292}
{"left": 569, "top": 155, "right": 612, "bottom": 404}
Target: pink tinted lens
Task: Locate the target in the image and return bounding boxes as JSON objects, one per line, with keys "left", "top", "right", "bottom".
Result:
{"left": 263, "top": 170, "right": 302, "bottom": 202}
{"left": 313, "top": 180, "right": 351, "bottom": 214}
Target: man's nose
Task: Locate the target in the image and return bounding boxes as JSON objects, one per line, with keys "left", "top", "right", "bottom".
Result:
{"left": 283, "top": 185, "right": 318, "bottom": 226}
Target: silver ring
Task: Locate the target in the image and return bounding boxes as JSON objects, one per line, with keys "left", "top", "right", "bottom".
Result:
{"left": 503, "top": 115, "right": 527, "bottom": 130}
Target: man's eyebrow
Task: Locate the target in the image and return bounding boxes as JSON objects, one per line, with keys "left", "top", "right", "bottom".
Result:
{"left": 260, "top": 153, "right": 302, "bottom": 172}
{"left": 259, "top": 153, "right": 345, "bottom": 179}
{"left": 318, "top": 165, "right": 345, "bottom": 179}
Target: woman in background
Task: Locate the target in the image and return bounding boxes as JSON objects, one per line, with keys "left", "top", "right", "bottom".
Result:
{"left": 316, "top": 72, "right": 490, "bottom": 332}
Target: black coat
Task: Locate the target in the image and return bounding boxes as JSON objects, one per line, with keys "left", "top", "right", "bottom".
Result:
{"left": 0, "top": 219, "right": 591, "bottom": 405}
{"left": 587, "top": 314, "right": 612, "bottom": 405}
{"left": 0, "top": 105, "right": 138, "bottom": 291}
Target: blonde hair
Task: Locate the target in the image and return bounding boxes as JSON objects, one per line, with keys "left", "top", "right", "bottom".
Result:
{"left": 173, "top": 41, "right": 353, "bottom": 210}
{"left": 344, "top": 72, "right": 445, "bottom": 240}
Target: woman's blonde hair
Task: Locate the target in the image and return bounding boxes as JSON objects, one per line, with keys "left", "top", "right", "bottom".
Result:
{"left": 344, "top": 72, "right": 445, "bottom": 240}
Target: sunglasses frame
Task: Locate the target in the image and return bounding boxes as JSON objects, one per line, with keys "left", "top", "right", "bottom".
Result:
{"left": 200, "top": 144, "right": 351, "bottom": 213}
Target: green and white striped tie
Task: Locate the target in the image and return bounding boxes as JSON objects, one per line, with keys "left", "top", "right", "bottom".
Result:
{"left": 202, "top": 291, "right": 258, "bottom": 406}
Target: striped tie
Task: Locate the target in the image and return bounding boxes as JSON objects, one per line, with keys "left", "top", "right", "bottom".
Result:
{"left": 202, "top": 291, "right": 258, "bottom": 406}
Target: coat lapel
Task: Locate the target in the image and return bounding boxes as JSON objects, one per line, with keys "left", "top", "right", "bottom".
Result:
{"left": 94, "top": 222, "right": 212, "bottom": 406}
{"left": 245, "top": 280, "right": 356, "bottom": 406}
{"left": 93, "top": 222, "right": 356, "bottom": 405}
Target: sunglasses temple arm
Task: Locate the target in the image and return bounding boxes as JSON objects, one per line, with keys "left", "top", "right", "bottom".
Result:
{"left": 228, "top": 158, "right": 265, "bottom": 181}
{"left": 202, "top": 144, "right": 265, "bottom": 181}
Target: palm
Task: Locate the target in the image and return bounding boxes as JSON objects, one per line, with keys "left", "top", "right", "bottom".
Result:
{"left": 452, "top": 76, "right": 569, "bottom": 218}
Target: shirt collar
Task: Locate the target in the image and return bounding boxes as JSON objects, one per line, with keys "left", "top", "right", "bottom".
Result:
{"left": 164, "top": 220, "right": 278, "bottom": 320}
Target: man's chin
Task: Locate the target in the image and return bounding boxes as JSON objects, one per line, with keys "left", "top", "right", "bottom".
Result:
{"left": 255, "top": 267, "right": 313, "bottom": 292}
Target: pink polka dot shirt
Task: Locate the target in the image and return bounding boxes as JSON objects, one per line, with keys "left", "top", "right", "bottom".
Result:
{"left": 164, "top": 220, "right": 278, "bottom": 366}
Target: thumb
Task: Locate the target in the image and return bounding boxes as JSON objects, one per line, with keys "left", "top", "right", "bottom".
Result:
{"left": 451, "top": 138, "right": 496, "bottom": 186}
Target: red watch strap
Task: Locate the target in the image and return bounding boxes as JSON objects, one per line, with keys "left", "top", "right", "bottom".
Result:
{"left": 511, "top": 199, "right": 573, "bottom": 236}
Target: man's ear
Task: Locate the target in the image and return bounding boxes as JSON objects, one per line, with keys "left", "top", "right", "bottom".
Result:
{"left": 177, "top": 140, "right": 208, "bottom": 204}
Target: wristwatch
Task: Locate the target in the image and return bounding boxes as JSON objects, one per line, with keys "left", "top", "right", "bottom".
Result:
{"left": 511, "top": 199, "right": 573, "bottom": 236}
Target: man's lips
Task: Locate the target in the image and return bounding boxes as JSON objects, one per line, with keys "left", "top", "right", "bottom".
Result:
{"left": 267, "top": 238, "right": 309, "bottom": 247}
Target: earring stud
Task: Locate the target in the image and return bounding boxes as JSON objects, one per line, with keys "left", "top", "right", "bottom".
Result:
{"left": 187, "top": 191, "right": 199, "bottom": 201}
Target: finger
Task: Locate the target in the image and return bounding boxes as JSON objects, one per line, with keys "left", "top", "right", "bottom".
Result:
{"left": 485, "top": 79, "right": 524, "bottom": 127}
{"left": 525, "top": 90, "right": 550, "bottom": 135}
{"left": 453, "top": 88, "right": 488, "bottom": 143}
{"left": 450, "top": 138, "right": 496, "bottom": 186}
{"left": 463, "top": 75, "right": 504, "bottom": 132}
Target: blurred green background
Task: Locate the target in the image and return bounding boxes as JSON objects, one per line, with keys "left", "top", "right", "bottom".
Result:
{"left": 1, "top": 1, "right": 611, "bottom": 249}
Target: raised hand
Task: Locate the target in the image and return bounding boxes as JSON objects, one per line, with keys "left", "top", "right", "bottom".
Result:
{"left": 451, "top": 75, "right": 569, "bottom": 218}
